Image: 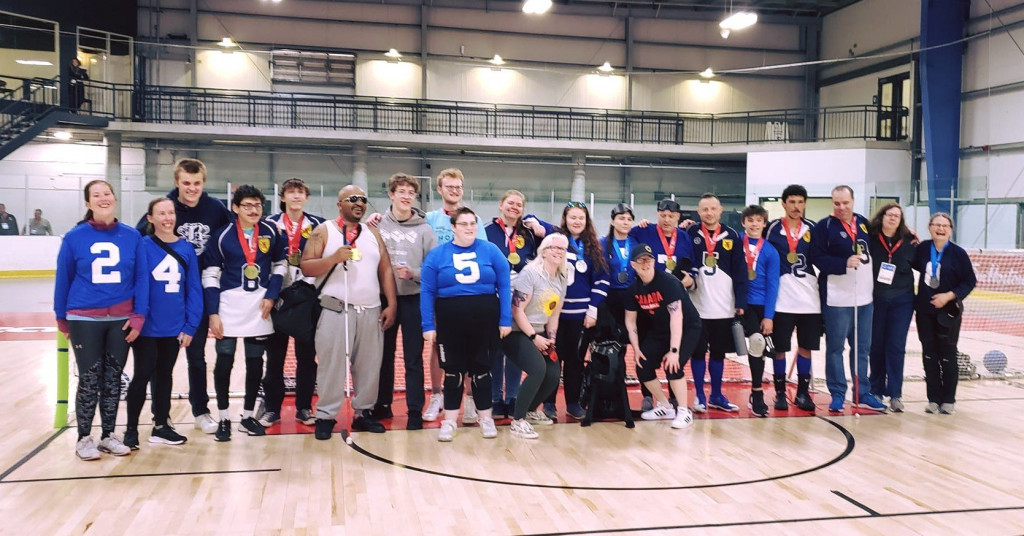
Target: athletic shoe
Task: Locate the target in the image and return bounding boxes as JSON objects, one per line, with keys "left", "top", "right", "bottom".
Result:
{"left": 150, "top": 425, "right": 188, "bottom": 445}
{"left": 793, "top": 391, "right": 816, "bottom": 412}
{"left": 215, "top": 419, "right": 232, "bottom": 442}
{"left": 641, "top": 402, "right": 676, "bottom": 420}
{"left": 748, "top": 392, "right": 769, "bottom": 418}
{"left": 314, "top": 418, "right": 336, "bottom": 440}
{"left": 407, "top": 413, "right": 424, "bottom": 431}
{"left": 855, "top": 394, "right": 886, "bottom": 412}
{"left": 510, "top": 418, "right": 539, "bottom": 439}
{"left": 238, "top": 417, "right": 266, "bottom": 436}
{"left": 566, "top": 403, "right": 586, "bottom": 420}
{"left": 123, "top": 429, "right": 140, "bottom": 450}
{"left": 708, "top": 394, "right": 739, "bottom": 412}
{"left": 194, "top": 413, "right": 219, "bottom": 434}
{"left": 438, "top": 420, "right": 457, "bottom": 442}
{"left": 939, "top": 403, "right": 956, "bottom": 415}
{"left": 258, "top": 411, "right": 280, "bottom": 428}
{"left": 372, "top": 405, "right": 393, "bottom": 420}
{"left": 641, "top": 395, "right": 654, "bottom": 412}
{"left": 828, "top": 395, "right": 845, "bottom": 412}
{"left": 75, "top": 436, "right": 101, "bottom": 461}
{"left": 423, "top": 393, "right": 443, "bottom": 422}
{"left": 98, "top": 435, "right": 131, "bottom": 456}
{"left": 351, "top": 412, "right": 386, "bottom": 433}
{"left": 463, "top": 396, "right": 479, "bottom": 424}
{"left": 479, "top": 417, "right": 498, "bottom": 439}
{"left": 296, "top": 409, "right": 317, "bottom": 426}
{"left": 692, "top": 392, "right": 707, "bottom": 413}
{"left": 671, "top": 407, "right": 695, "bottom": 429}
{"left": 774, "top": 393, "right": 789, "bottom": 411}
{"left": 889, "top": 398, "right": 905, "bottom": 413}
{"left": 525, "top": 410, "right": 554, "bottom": 425}
{"left": 542, "top": 402, "right": 558, "bottom": 420}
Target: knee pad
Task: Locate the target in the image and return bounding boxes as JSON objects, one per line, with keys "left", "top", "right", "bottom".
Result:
{"left": 443, "top": 371, "right": 464, "bottom": 392}
{"left": 470, "top": 371, "right": 493, "bottom": 410}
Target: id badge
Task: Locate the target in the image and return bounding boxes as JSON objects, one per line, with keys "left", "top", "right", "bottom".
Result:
{"left": 877, "top": 262, "right": 896, "bottom": 285}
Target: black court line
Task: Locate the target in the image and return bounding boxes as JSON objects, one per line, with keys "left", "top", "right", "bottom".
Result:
{"left": 0, "top": 467, "right": 280, "bottom": 484}
{"left": 521, "top": 505, "right": 1024, "bottom": 535}
{"left": 832, "top": 490, "right": 880, "bottom": 516}
{"left": 0, "top": 427, "right": 69, "bottom": 482}
{"left": 345, "top": 416, "right": 855, "bottom": 491}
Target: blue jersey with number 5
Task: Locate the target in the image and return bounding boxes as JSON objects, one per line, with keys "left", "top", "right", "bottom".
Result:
{"left": 420, "top": 239, "right": 512, "bottom": 331}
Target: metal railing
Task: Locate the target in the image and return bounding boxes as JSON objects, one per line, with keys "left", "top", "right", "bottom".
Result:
{"left": 9, "top": 76, "right": 907, "bottom": 146}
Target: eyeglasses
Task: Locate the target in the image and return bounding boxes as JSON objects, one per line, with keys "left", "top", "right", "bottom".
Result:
{"left": 342, "top": 195, "right": 368, "bottom": 204}
{"left": 545, "top": 246, "right": 568, "bottom": 252}
{"left": 454, "top": 221, "right": 477, "bottom": 228}
{"left": 565, "top": 201, "right": 587, "bottom": 210}
{"left": 237, "top": 202, "right": 262, "bottom": 210}
{"left": 442, "top": 185, "right": 464, "bottom": 192}
{"left": 929, "top": 223, "right": 952, "bottom": 229}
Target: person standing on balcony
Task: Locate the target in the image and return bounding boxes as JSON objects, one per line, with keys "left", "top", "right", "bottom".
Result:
{"left": 0, "top": 203, "right": 17, "bottom": 235}
{"left": 23, "top": 209, "right": 52, "bottom": 235}
{"left": 69, "top": 58, "right": 89, "bottom": 111}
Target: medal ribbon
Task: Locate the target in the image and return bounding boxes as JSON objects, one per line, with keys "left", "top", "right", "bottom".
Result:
{"left": 336, "top": 218, "right": 362, "bottom": 246}
{"left": 743, "top": 235, "right": 765, "bottom": 273}
{"left": 930, "top": 242, "right": 945, "bottom": 280}
{"left": 877, "top": 234, "right": 903, "bottom": 263}
{"left": 782, "top": 218, "right": 801, "bottom": 257}
{"left": 281, "top": 212, "right": 304, "bottom": 256}
{"left": 837, "top": 215, "right": 858, "bottom": 252}
{"left": 570, "top": 236, "right": 584, "bottom": 256}
{"left": 615, "top": 237, "right": 630, "bottom": 272}
{"left": 496, "top": 218, "right": 518, "bottom": 256}
{"left": 657, "top": 227, "right": 677, "bottom": 263}
{"left": 235, "top": 220, "right": 258, "bottom": 269}
{"left": 700, "top": 223, "right": 721, "bottom": 258}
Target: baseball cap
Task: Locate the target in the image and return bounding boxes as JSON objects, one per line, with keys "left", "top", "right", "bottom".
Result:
{"left": 630, "top": 243, "right": 655, "bottom": 262}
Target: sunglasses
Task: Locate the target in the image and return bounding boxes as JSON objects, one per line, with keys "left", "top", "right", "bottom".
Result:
{"left": 342, "top": 195, "right": 368, "bottom": 204}
{"left": 565, "top": 201, "right": 588, "bottom": 210}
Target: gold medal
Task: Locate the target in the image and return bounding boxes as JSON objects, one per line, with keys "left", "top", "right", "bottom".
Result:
{"left": 666, "top": 258, "right": 677, "bottom": 272}
{"left": 705, "top": 256, "right": 717, "bottom": 268}
{"left": 243, "top": 264, "right": 259, "bottom": 279}
{"left": 748, "top": 269, "right": 757, "bottom": 281}
{"left": 350, "top": 248, "right": 362, "bottom": 261}
{"left": 787, "top": 252, "right": 798, "bottom": 264}
{"left": 508, "top": 252, "right": 521, "bottom": 265}
{"left": 288, "top": 252, "right": 301, "bottom": 266}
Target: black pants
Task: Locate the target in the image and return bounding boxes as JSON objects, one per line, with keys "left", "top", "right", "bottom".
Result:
{"left": 69, "top": 319, "right": 131, "bottom": 438}
{"left": 502, "top": 331, "right": 561, "bottom": 420}
{"left": 378, "top": 294, "right": 426, "bottom": 412}
{"left": 435, "top": 294, "right": 499, "bottom": 412}
{"left": 546, "top": 316, "right": 591, "bottom": 408}
{"left": 917, "top": 311, "right": 962, "bottom": 405}
{"left": 185, "top": 315, "right": 211, "bottom": 417}
{"left": 127, "top": 336, "right": 179, "bottom": 428}
{"left": 264, "top": 330, "right": 317, "bottom": 413}
{"left": 214, "top": 336, "right": 267, "bottom": 412}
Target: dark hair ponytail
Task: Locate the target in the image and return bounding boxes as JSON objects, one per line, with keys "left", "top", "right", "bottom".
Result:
{"left": 144, "top": 197, "right": 174, "bottom": 236}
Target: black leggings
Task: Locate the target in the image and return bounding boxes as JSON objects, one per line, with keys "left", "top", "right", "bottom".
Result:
{"left": 379, "top": 294, "right": 425, "bottom": 412}
{"left": 68, "top": 319, "right": 131, "bottom": 438}
{"left": 917, "top": 311, "right": 962, "bottom": 404}
{"left": 214, "top": 337, "right": 267, "bottom": 412}
{"left": 546, "top": 316, "right": 591, "bottom": 407}
{"left": 127, "top": 336, "right": 179, "bottom": 428}
{"left": 502, "top": 331, "right": 561, "bottom": 420}
{"left": 264, "top": 330, "right": 317, "bottom": 413}
{"left": 435, "top": 294, "right": 499, "bottom": 412}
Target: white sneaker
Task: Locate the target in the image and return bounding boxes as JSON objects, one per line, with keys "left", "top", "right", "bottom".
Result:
{"left": 525, "top": 410, "right": 554, "bottom": 425}
{"left": 462, "top": 396, "right": 478, "bottom": 425}
{"left": 672, "top": 408, "right": 694, "bottom": 429}
{"left": 423, "top": 393, "right": 443, "bottom": 422}
{"left": 479, "top": 417, "right": 498, "bottom": 439}
{"left": 438, "top": 420, "right": 457, "bottom": 442}
{"left": 75, "top": 436, "right": 101, "bottom": 461}
{"left": 641, "top": 402, "right": 676, "bottom": 420}
{"left": 692, "top": 401, "right": 708, "bottom": 414}
{"left": 194, "top": 413, "right": 219, "bottom": 434}
{"left": 98, "top": 435, "right": 132, "bottom": 456}
{"left": 510, "top": 418, "right": 539, "bottom": 439}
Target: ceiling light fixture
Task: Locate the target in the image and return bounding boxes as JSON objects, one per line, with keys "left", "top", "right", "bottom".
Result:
{"left": 522, "top": 0, "right": 553, "bottom": 15}
{"left": 53, "top": 131, "right": 72, "bottom": 140}
{"left": 719, "top": 11, "right": 758, "bottom": 31}
{"left": 384, "top": 48, "right": 402, "bottom": 61}
{"left": 598, "top": 61, "right": 614, "bottom": 73}
{"left": 218, "top": 37, "right": 237, "bottom": 48}
{"left": 15, "top": 60, "right": 53, "bottom": 66}
{"left": 490, "top": 54, "right": 505, "bottom": 67}
{"left": 700, "top": 67, "right": 715, "bottom": 78}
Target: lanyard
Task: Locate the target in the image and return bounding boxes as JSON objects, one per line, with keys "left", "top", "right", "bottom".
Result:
{"left": 657, "top": 227, "right": 677, "bottom": 259}
{"left": 930, "top": 242, "right": 945, "bottom": 279}
{"left": 234, "top": 220, "right": 258, "bottom": 267}
{"left": 614, "top": 237, "right": 630, "bottom": 270}
{"left": 496, "top": 218, "right": 518, "bottom": 255}
{"left": 570, "top": 236, "right": 584, "bottom": 256}
{"left": 837, "top": 216, "right": 858, "bottom": 252}
{"left": 743, "top": 235, "right": 764, "bottom": 272}
{"left": 781, "top": 218, "right": 801, "bottom": 256}
{"left": 700, "top": 223, "right": 722, "bottom": 257}
{"left": 878, "top": 234, "right": 903, "bottom": 263}
{"left": 280, "top": 212, "right": 305, "bottom": 255}
{"left": 336, "top": 219, "right": 361, "bottom": 245}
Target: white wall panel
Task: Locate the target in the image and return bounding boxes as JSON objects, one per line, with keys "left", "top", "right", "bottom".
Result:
{"left": 632, "top": 76, "right": 802, "bottom": 114}
{"left": 821, "top": 0, "right": 920, "bottom": 76}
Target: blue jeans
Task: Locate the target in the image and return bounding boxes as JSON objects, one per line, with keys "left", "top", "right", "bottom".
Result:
{"left": 823, "top": 303, "right": 874, "bottom": 400}
{"left": 491, "top": 350, "right": 522, "bottom": 404}
{"left": 869, "top": 292, "right": 914, "bottom": 398}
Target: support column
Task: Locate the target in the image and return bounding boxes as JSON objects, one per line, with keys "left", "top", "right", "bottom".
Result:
{"left": 105, "top": 133, "right": 123, "bottom": 220}
{"left": 571, "top": 152, "right": 586, "bottom": 202}
{"left": 353, "top": 143, "right": 368, "bottom": 192}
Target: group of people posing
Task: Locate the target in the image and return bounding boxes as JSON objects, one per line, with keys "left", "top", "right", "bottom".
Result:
{"left": 54, "top": 159, "right": 977, "bottom": 458}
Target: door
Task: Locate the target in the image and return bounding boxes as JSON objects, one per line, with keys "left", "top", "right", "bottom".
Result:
{"left": 877, "top": 73, "right": 910, "bottom": 141}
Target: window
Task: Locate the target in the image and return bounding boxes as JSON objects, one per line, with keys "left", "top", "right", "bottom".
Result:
{"left": 271, "top": 49, "right": 355, "bottom": 87}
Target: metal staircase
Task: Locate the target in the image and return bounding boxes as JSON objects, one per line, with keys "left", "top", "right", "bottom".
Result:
{"left": 0, "top": 77, "right": 108, "bottom": 161}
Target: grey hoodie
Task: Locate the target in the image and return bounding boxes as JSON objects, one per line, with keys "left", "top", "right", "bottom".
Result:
{"left": 378, "top": 206, "right": 438, "bottom": 296}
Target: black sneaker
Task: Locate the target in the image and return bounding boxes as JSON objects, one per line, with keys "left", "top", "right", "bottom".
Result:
{"left": 314, "top": 418, "right": 336, "bottom": 440}
{"left": 774, "top": 392, "right": 789, "bottom": 411}
{"left": 407, "top": 412, "right": 424, "bottom": 431}
{"left": 352, "top": 411, "right": 386, "bottom": 433}
{"left": 238, "top": 417, "right": 267, "bottom": 436}
{"left": 793, "top": 391, "right": 816, "bottom": 412}
{"left": 296, "top": 408, "right": 317, "bottom": 426}
{"left": 372, "top": 405, "right": 394, "bottom": 420}
{"left": 749, "top": 392, "right": 769, "bottom": 418}
{"left": 215, "top": 419, "right": 232, "bottom": 442}
{"left": 150, "top": 425, "right": 188, "bottom": 445}
{"left": 123, "top": 429, "right": 140, "bottom": 450}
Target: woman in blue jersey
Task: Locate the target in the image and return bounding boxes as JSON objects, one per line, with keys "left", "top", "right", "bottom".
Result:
{"left": 421, "top": 207, "right": 512, "bottom": 442}
{"left": 124, "top": 198, "right": 202, "bottom": 449}
{"left": 600, "top": 203, "right": 637, "bottom": 343}
{"left": 540, "top": 202, "right": 609, "bottom": 420}
{"left": 55, "top": 179, "right": 148, "bottom": 461}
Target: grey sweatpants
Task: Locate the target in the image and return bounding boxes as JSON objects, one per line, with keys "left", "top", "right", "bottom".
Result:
{"left": 315, "top": 306, "right": 384, "bottom": 418}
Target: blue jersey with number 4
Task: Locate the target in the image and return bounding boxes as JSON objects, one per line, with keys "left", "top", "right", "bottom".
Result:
{"left": 420, "top": 239, "right": 512, "bottom": 331}
{"left": 138, "top": 236, "right": 203, "bottom": 338}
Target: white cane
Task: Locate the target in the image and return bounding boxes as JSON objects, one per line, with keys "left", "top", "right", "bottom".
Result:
{"left": 343, "top": 263, "right": 351, "bottom": 399}
{"left": 851, "top": 251, "right": 859, "bottom": 410}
